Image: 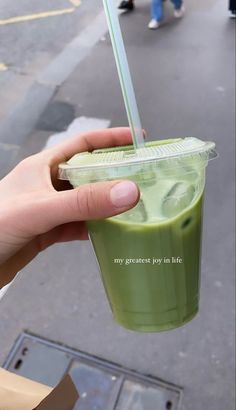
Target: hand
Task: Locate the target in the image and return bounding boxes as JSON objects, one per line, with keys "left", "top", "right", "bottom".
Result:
{"left": 0, "top": 128, "right": 140, "bottom": 288}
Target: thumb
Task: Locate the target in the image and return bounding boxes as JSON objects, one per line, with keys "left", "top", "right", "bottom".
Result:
{"left": 36, "top": 181, "right": 140, "bottom": 233}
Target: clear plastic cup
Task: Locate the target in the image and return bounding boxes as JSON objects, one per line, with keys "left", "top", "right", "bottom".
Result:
{"left": 59, "top": 137, "right": 217, "bottom": 332}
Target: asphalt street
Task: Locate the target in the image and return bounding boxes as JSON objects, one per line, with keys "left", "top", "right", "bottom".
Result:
{"left": 0, "top": 0, "right": 235, "bottom": 409}
{"left": 0, "top": 0, "right": 101, "bottom": 121}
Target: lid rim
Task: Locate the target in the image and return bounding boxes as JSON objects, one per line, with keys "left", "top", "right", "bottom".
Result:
{"left": 59, "top": 140, "right": 216, "bottom": 172}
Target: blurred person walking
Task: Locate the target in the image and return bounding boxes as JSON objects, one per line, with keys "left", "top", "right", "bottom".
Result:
{"left": 118, "top": 0, "right": 135, "bottom": 11}
{"left": 229, "top": 0, "right": 236, "bottom": 15}
{"left": 117, "top": 0, "right": 185, "bottom": 29}
{"left": 149, "top": 0, "right": 185, "bottom": 29}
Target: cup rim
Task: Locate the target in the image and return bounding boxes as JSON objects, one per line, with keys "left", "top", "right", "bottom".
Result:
{"left": 59, "top": 140, "right": 217, "bottom": 172}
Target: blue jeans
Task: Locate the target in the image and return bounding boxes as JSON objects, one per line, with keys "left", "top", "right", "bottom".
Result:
{"left": 151, "top": 0, "right": 182, "bottom": 22}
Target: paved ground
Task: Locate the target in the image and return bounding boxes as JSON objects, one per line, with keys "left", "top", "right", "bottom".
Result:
{"left": 0, "top": 0, "right": 101, "bottom": 119}
{"left": 0, "top": 0, "right": 235, "bottom": 409}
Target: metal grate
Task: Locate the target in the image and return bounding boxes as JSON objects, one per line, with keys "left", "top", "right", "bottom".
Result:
{"left": 3, "top": 332, "right": 183, "bottom": 410}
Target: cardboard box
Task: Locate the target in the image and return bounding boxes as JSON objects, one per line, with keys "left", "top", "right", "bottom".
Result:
{"left": 0, "top": 368, "right": 79, "bottom": 410}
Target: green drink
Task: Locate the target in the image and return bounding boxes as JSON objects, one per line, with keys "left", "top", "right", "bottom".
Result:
{"left": 88, "top": 195, "right": 203, "bottom": 332}
{"left": 59, "top": 138, "right": 217, "bottom": 332}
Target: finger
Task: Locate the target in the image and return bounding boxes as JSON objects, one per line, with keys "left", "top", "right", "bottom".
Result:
{"left": 0, "top": 222, "right": 88, "bottom": 288}
{"left": 0, "top": 242, "right": 39, "bottom": 288}
{"left": 38, "top": 222, "right": 89, "bottom": 251}
{"left": 24, "top": 180, "right": 140, "bottom": 234}
{"left": 55, "top": 222, "right": 89, "bottom": 242}
{"left": 44, "top": 127, "right": 134, "bottom": 166}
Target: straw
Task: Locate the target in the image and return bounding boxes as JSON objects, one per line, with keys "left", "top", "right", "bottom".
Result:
{"left": 103, "top": 0, "right": 144, "bottom": 149}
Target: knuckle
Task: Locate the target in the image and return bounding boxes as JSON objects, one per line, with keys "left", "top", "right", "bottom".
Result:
{"left": 16, "top": 155, "right": 38, "bottom": 171}
{"left": 16, "top": 158, "right": 31, "bottom": 171}
{"left": 75, "top": 184, "right": 97, "bottom": 218}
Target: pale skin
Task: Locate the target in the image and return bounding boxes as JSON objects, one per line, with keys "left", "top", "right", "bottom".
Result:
{"left": 0, "top": 128, "right": 140, "bottom": 289}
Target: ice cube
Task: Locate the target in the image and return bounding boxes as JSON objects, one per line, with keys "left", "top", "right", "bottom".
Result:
{"left": 115, "top": 198, "right": 148, "bottom": 223}
{"left": 162, "top": 182, "right": 195, "bottom": 218}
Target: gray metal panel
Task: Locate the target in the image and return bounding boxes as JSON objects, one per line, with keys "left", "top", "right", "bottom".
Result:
{"left": 70, "top": 361, "right": 118, "bottom": 410}
{"left": 116, "top": 380, "right": 179, "bottom": 410}
{"left": 4, "top": 333, "right": 182, "bottom": 409}
{"left": 7, "top": 337, "right": 72, "bottom": 387}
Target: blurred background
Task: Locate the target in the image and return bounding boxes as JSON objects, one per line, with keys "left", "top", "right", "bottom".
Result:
{"left": 0, "top": 0, "right": 235, "bottom": 409}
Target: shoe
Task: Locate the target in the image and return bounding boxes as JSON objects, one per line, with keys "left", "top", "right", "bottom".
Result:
{"left": 118, "top": 0, "right": 134, "bottom": 11}
{"left": 148, "top": 19, "right": 160, "bottom": 29}
{"left": 174, "top": 4, "right": 185, "bottom": 18}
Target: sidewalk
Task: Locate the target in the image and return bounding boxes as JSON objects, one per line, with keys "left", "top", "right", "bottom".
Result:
{"left": 0, "top": 1, "right": 235, "bottom": 409}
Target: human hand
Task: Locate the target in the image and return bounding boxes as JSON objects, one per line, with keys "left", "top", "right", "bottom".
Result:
{"left": 0, "top": 128, "right": 140, "bottom": 288}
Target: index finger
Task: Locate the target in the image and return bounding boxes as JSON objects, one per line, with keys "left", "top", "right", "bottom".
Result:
{"left": 45, "top": 127, "right": 133, "bottom": 165}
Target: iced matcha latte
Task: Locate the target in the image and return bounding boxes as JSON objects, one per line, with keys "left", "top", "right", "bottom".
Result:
{"left": 59, "top": 138, "right": 216, "bottom": 332}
